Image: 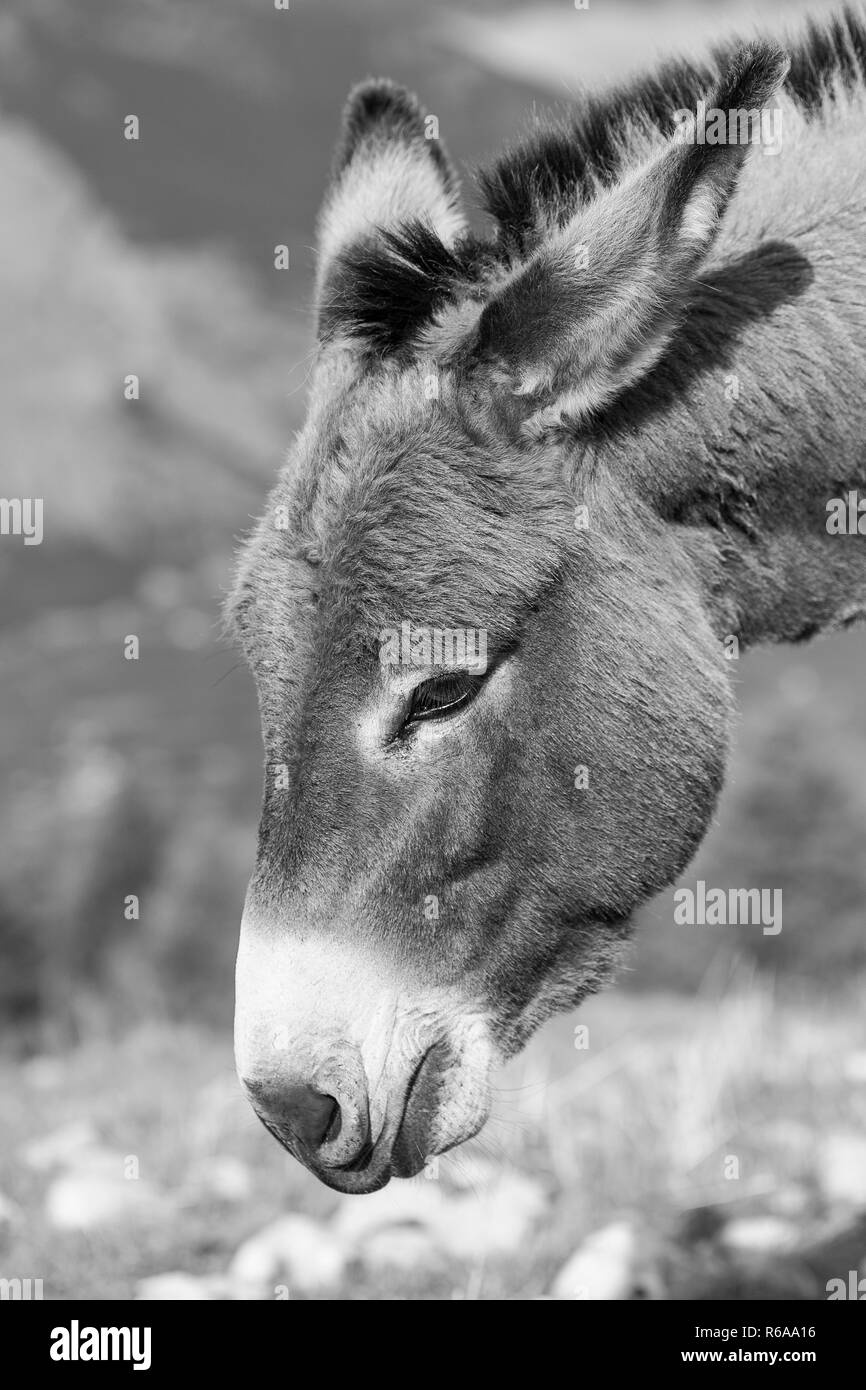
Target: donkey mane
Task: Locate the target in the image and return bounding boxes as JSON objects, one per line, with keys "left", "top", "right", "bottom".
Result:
{"left": 320, "top": 6, "right": 866, "bottom": 357}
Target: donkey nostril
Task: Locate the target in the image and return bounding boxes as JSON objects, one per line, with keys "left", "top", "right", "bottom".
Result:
{"left": 281, "top": 1085, "right": 339, "bottom": 1152}
{"left": 244, "top": 1050, "right": 371, "bottom": 1170}
{"left": 322, "top": 1099, "right": 342, "bottom": 1145}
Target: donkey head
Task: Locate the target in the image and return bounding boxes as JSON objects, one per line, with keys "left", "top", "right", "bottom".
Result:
{"left": 230, "top": 47, "right": 788, "bottom": 1191}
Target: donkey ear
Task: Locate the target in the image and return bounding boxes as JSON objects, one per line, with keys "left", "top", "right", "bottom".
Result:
{"left": 462, "top": 43, "right": 790, "bottom": 435}
{"left": 315, "top": 79, "right": 465, "bottom": 326}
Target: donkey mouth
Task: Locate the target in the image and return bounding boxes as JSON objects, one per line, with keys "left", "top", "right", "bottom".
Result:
{"left": 302, "top": 1119, "right": 489, "bottom": 1195}
{"left": 390, "top": 1038, "right": 489, "bottom": 1177}
{"left": 282, "top": 1043, "right": 491, "bottom": 1194}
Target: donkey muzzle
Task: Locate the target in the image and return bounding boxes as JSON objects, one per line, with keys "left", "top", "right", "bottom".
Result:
{"left": 234, "top": 921, "right": 495, "bottom": 1192}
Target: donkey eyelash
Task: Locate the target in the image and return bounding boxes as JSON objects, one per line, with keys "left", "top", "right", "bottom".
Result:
{"left": 402, "top": 671, "right": 485, "bottom": 729}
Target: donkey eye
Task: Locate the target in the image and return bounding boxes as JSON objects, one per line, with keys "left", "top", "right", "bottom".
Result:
{"left": 403, "top": 672, "right": 483, "bottom": 729}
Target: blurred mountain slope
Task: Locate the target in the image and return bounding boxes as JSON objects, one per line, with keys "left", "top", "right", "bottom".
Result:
{"left": 0, "top": 117, "right": 305, "bottom": 562}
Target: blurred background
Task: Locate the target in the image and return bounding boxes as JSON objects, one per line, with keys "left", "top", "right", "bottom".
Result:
{"left": 1, "top": 0, "right": 865, "bottom": 1301}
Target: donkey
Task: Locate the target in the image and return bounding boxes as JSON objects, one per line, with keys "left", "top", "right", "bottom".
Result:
{"left": 228, "top": 11, "right": 866, "bottom": 1192}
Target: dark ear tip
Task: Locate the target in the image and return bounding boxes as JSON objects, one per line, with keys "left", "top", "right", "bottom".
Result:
{"left": 335, "top": 77, "right": 427, "bottom": 171}
{"left": 717, "top": 40, "right": 791, "bottom": 110}
{"left": 345, "top": 77, "right": 423, "bottom": 126}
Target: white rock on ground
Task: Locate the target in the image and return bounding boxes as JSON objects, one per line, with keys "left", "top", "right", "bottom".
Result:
{"left": 819, "top": 1133, "right": 866, "bottom": 1206}
{"left": 45, "top": 1151, "right": 164, "bottom": 1231}
{"left": 332, "top": 1178, "right": 446, "bottom": 1247}
{"left": 720, "top": 1216, "right": 799, "bottom": 1254}
{"left": 228, "top": 1166, "right": 547, "bottom": 1288}
{"left": 228, "top": 1214, "right": 349, "bottom": 1295}
{"left": 136, "top": 1272, "right": 219, "bottom": 1301}
{"left": 842, "top": 1051, "right": 866, "bottom": 1084}
{"left": 333, "top": 1167, "right": 547, "bottom": 1267}
{"left": 432, "top": 1172, "right": 547, "bottom": 1261}
{"left": 551, "top": 1221, "right": 659, "bottom": 1300}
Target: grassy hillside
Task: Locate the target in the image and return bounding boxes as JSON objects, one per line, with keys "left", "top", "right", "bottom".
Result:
{"left": 2, "top": 984, "right": 864, "bottom": 1300}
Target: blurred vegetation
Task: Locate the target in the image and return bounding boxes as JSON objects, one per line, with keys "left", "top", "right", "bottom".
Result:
{"left": 2, "top": 986, "right": 865, "bottom": 1299}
